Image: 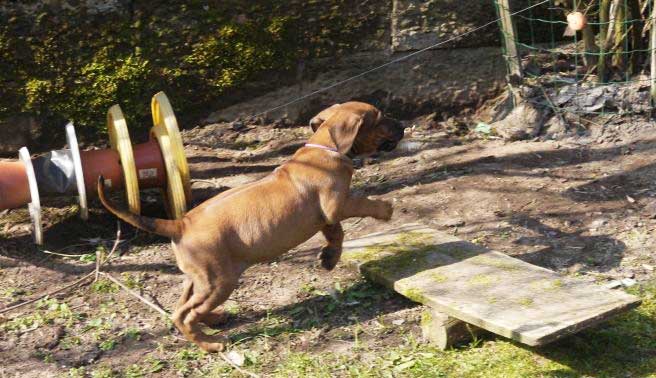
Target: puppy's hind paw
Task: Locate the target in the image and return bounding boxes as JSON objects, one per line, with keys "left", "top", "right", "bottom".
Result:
{"left": 197, "top": 335, "right": 228, "bottom": 353}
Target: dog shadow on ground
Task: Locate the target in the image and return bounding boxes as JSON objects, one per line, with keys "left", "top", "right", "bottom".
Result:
{"left": 220, "top": 279, "right": 415, "bottom": 344}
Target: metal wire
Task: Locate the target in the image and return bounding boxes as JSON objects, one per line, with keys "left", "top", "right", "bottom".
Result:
{"left": 494, "top": 0, "right": 654, "bottom": 115}
{"left": 248, "top": 0, "right": 551, "bottom": 119}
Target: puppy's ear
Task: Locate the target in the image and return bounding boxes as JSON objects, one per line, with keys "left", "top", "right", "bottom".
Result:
{"left": 309, "top": 117, "right": 324, "bottom": 132}
{"left": 328, "top": 113, "right": 364, "bottom": 155}
{"left": 309, "top": 104, "right": 341, "bottom": 132}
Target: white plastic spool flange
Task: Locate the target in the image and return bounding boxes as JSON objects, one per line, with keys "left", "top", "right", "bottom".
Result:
{"left": 18, "top": 147, "right": 43, "bottom": 245}
{"left": 65, "top": 123, "right": 88, "bottom": 220}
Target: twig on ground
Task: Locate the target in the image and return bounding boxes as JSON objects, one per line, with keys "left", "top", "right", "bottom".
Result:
{"left": 0, "top": 273, "right": 94, "bottom": 315}
{"left": 540, "top": 87, "right": 568, "bottom": 130}
{"left": 103, "top": 273, "right": 261, "bottom": 378}
{"left": 99, "top": 272, "right": 169, "bottom": 317}
{"left": 191, "top": 179, "right": 219, "bottom": 187}
{"left": 218, "top": 352, "right": 261, "bottom": 378}
{"left": 41, "top": 250, "right": 90, "bottom": 258}
{"left": 0, "top": 222, "right": 122, "bottom": 315}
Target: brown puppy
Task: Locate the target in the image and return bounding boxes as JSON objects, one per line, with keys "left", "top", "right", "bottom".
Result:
{"left": 98, "top": 101, "right": 404, "bottom": 352}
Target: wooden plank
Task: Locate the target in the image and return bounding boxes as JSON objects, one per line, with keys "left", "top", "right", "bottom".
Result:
{"left": 497, "top": 0, "right": 523, "bottom": 80}
{"left": 342, "top": 224, "right": 641, "bottom": 346}
{"left": 651, "top": 3, "right": 656, "bottom": 104}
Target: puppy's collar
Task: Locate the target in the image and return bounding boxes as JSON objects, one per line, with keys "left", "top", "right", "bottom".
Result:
{"left": 304, "top": 143, "right": 339, "bottom": 153}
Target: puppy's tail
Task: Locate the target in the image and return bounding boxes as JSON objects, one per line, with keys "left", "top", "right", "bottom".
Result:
{"left": 97, "top": 176, "right": 183, "bottom": 240}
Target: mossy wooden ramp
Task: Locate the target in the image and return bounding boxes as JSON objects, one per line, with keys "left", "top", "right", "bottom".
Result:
{"left": 342, "top": 224, "right": 641, "bottom": 349}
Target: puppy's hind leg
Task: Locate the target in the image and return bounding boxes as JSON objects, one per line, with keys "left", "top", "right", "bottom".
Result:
{"left": 173, "top": 275, "right": 239, "bottom": 352}
{"left": 178, "top": 277, "right": 230, "bottom": 327}
{"left": 318, "top": 223, "right": 344, "bottom": 271}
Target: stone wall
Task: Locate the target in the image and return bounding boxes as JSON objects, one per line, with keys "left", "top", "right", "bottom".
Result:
{"left": 392, "top": 0, "right": 499, "bottom": 51}
{"left": 0, "top": 0, "right": 510, "bottom": 154}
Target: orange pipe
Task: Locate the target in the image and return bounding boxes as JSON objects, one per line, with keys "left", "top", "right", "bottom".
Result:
{"left": 1, "top": 139, "right": 168, "bottom": 207}
{"left": 133, "top": 139, "right": 167, "bottom": 189}
{"left": 80, "top": 148, "right": 124, "bottom": 194}
{"left": 0, "top": 160, "right": 31, "bottom": 210}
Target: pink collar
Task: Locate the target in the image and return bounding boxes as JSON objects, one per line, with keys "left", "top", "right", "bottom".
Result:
{"left": 304, "top": 143, "right": 339, "bottom": 153}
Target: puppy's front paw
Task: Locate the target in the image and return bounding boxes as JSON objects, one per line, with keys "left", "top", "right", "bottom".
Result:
{"left": 318, "top": 246, "right": 341, "bottom": 271}
{"left": 377, "top": 200, "right": 393, "bottom": 221}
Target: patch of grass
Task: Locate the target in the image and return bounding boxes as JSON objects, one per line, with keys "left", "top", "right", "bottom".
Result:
{"left": 99, "top": 338, "right": 117, "bottom": 351}
{"left": 144, "top": 357, "right": 166, "bottom": 374}
{"left": 224, "top": 301, "right": 241, "bottom": 315}
{"left": 66, "top": 367, "right": 86, "bottom": 378}
{"left": 173, "top": 347, "right": 207, "bottom": 375}
{"left": 1, "top": 297, "right": 78, "bottom": 331}
{"left": 266, "top": 284, "right": 656, "bottom": 377}
{"left": 90, "top": 279, "right": 119, "bottom": 294}
{"left": 1, "top": 287, "right": 25, "bottom": 300}
{"left": 60, "top": 336, "right": 82, "bottom": 350}
{"left": 122, "top": 364, "right": 144, "bottom": 378}
{"left": 232, "top": 312, "right": 302, "bottom": 343}
{"left": 89, "top": 364, "right": 116, "bottom": 378}
{"left": 120, "top": 273, "right": 145, "bottom": 290}
{"left": 121, "top": 327, "right": 141, "bottom": 341}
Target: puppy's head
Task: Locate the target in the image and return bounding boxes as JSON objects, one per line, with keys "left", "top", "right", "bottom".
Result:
{"left": 311, "top": 102, "right": 404, "bottom": 157}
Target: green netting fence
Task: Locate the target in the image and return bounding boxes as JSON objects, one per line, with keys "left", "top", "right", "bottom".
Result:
{"left": 493, "top": 0, "right": 656, "bottom": 116}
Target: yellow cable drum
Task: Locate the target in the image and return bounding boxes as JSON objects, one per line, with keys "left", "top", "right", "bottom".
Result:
{"left": 150, "top": 92, "right": 190, "bottom": 219}
{"left": 107, "top": 105, "right": 141, "bottom": 214}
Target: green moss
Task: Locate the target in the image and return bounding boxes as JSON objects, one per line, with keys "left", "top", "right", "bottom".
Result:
{"left": 471, "top": 256, "right": 521, "bottom": 271}
{"left": 401, "top": 288, "right": 427, "bottom": 303}
{"left": 529, "top": 278, "right": 565, "bottom": 291}
{"left": 420, "top": 310, "right": 433, "bottom": 326}
{"left": 0, "top": 1, "right": 389, "bottom": 144}
{"left": 517, "top": 298, "right": 534, "bottom": 307}
{"left": 468, "top": 274, "right": 494, "bottom": 286}
{"left": 347, "top": 231, "right": 435, "bottom": 264}
{"left": 430, "top": 272, "right": 448, "bottom": 283}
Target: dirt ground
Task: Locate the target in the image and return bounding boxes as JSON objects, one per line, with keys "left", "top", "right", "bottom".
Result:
{"left": 1, "top": 115, "right": 656, "bottom": 377}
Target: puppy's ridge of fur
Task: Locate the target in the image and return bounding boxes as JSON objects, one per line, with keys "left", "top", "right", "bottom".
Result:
{"left": 98, "top": 101, "right": 404, "bottom": 352}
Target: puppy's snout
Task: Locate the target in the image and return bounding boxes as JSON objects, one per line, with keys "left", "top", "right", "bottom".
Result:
{"left": 378, "top": 119, "right": 404, "bottom": 152}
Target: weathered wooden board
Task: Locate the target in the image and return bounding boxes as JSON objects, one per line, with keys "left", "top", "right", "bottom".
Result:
{"left": 342, "top": 224, "right": 641, "bottom": 346}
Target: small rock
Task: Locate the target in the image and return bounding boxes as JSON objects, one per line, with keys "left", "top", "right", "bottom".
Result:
{"left": 230, "top": 121, "right": 246, "bottom": 131}
{"left": 567, "top": 263, "right": 584, "bottom": 274}
{"left": 441, "top": 219, "right": 465, "bottom": 228}
{"left": 34, "top": 325, "right": 64, "bottom": 350}
{"left": 641, "top": 200, "right": 656, "bottom": 219}
{"left": 490, "top": 102, "right": 545, "bottom": 141}
{"left": 621, "top": 278, "right": 637, "bottom": 287}
{"left": 642, "top": 264, "right": 654, "bottom": 271}
{"left": 226, "top": 351, "right": 245, "bottom": 367}
{"left": 392, "top": 319, "right": 405, "bottom": 326}
{"left": 542, "top": 115, "right": 568, "bottom": 140}
{"left": 604, "top": 280, "right": 623, "bottom": 289}
{"left": 589, "top": 218, "right": 607, "bottom": 229}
